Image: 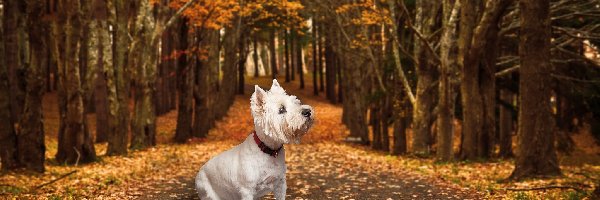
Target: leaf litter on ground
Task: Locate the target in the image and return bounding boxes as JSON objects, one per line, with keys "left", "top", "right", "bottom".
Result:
{"left": 0, "top": 77, "right": 599, "bottom": 199}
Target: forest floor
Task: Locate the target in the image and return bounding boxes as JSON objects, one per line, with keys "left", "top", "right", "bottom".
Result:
{"left": 1, "top": 77, "right": 600, "bottom": 199}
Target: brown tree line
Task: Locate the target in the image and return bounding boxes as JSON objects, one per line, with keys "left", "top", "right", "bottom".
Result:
{"left": 0, "top": 0, "right": 246, "bottom": 172}
{"left": 308, "top": 0, "right": 600, "bottom": 180}
{"left": 2, "top": 0, "right": 600, "bottom": 182}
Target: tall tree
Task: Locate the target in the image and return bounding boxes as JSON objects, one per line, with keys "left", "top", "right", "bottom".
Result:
{"left": 174, "top": 20, "right": 193, "bottom": 143}
{"left": 105, "top": 0, "right": 131, "bottom": 155}
{"left": 130, "top": 0, "right": 200, "bottom": 148}
{"left": 252, "top": 34, "right": 260, "bottom": 78}
{"left": 437, "top": 0, "right": 460, "bottom": 161}
{"left": 412, "top": 0, "right": 441, "bottom": 156}
{"left": 95, "top": 19, "right": 110, "bottom": 143}
{"left": 324, "top": 30, "right": 337, "bottom": 103}
{"left": 312, "top": 19, "right": 319, "bottom": 96}
{"left": 285, "top": 29, "right": 291, "bottom": 82}
{"left": 237, "top": 31, "right": 247, "bottom": 95}
{"left": 498, "top": 89, "right": 513, "bottom": 157}
{"left": 18, "top": 0, "right": 47, "bottom": 169}
{"left": 3, "top": 0, "right": 24, "bottom": 122}
{"left": 458, "top": 0, "right": 510, "bottom": 160}
{"left": 295, "top": 29, "right": 305, "bottom": 89}
{"left": 0, "top": 1, "right": 19, "bottom": 170}
{"left": 510, "top": 0, "right": 561, "bottom": 180}
{"left": 53, "top": 0, "right": 97, "bottom": 165}
{"left": 193, "top": 30, "right": 220, "bottom": 139}
{"left": 269, "top": 29, "right": 278, "bottom": 79}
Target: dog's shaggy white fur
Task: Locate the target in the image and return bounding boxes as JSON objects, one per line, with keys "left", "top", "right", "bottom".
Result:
{"left": 195, "top": 79, "right": 314, "bottom": 200}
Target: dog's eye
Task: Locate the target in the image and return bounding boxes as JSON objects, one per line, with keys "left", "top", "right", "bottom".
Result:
{"left": 278, "top": 106, "right": 286, "bottom": 114}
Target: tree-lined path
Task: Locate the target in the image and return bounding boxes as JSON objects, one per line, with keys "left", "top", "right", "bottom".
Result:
{"left": 2, "top": 0, "right": 600, "bottom": 199}
{"left": 139, "top": 79, "right": 481, "bottom": 200}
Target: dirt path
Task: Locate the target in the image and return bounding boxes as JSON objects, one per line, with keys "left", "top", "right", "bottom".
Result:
{"left": 140, "top": 143, "right": 480, "bottom": 200}
{"left": 135, "top": 79, "right": 481, "bottom": 199}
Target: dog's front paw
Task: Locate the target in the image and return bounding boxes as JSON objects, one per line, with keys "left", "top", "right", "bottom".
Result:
{"left": 274, "top": 179, "right": 287, "bottom": 200}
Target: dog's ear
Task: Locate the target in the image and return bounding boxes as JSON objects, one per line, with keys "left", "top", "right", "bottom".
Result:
{"left": 270, "top": 79, "right": 286, "bottom": 94}
{"left": 272, "top": 79, "right": 281, "bottom": 88}
{"left": 251, "top": 85, "right": 266, "bottom": 111}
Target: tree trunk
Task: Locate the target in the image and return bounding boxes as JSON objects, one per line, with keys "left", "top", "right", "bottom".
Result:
{"left": 130, "top": 0, "right": 159, "bottom": 149}
{"left": 3, "top": 0, "right": 25, "bottom": 122}
{"left": 371, "top": 106, "right": 382, "bottom": 150}
{"left": 238, "top": 33, "right": 246, "bottom": 95}
{"left": 253, "top": 35, "right": 260, "bottom": 78}
{"left": 94, "top": 5, "right": 111, "bottom": 143}
{"left": 510, "top": 0, "right": 561, "bottom": 180}
{"left": 325, "top": 38, "right": 337, "bottom": 103}
{"left": 106, "top": 0, "right": 131, "bottom": 155}
{"left": 459, "top": 0, "right": 509, "bottom": 160}
{"left": 411, "top": 0, "right": 440, "bottom": 156}
{"left": 295, "top": 30, "right": 305, "bottom": 89}
{"left": 269, "top": 28, "right": 277, "bottom": 79}
{"left": 193, "top": 30, "right": 218, "bottom": 138}
{"left": 381, "top": 95, "right": 391, "bottom": 152}
{"left": 0, "top": 10, "right": 20, "bottom": 170}
{"left": 94, "top": 60, "right": 109, "bottom": 143}
{"left": 436, "top": 0, "right": 460, "bottom": 161}
{"left": 392, "top": 98, "right": 410, "bottom": 155}
{"left": 174, "top": 20, "right": 193, "bottom": 143}
{"left": 312, "top": 22, "right": 319, "bottom": 96}
{"left": 318, "top": 35, "right": 324, "bottom": 93}
{"left": 498, "top": 89, "right": 513, "bottom": 158}
{"left": 215, "top": 23, "right": 241, "bottom": 119}
{"left": 285, "top": 30, "right": 291, "bottom": 82}
{"left": 54, "top": 0, "right": 97, "bottom": 165}
{"left": 337, "top": 54, "right": 343, "bottom": 103}
{"left": 342, "top": 56, "right": 369, "bottom": 144}
{"left": 260, "top": 40, "right": 270, "bottom": 77}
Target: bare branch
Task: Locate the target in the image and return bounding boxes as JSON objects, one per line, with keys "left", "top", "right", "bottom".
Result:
{"left": 495, "top": 65, "right": 520, "bottom": 77}
{"left": 506, "top": 185, "right": 586, "bottom": 192}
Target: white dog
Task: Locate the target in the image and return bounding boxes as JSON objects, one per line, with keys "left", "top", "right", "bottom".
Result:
{"left": 195, "top": 79, "right": 314, "bottom": 200}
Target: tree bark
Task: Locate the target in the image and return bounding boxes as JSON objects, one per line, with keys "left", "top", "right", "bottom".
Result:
{"left": 312, "top": 22, "right": 319, "bottom": 96}
{"left": 295, "top": 30, "right": 305, "bottom": 89}
{"left": 318, "top": 33, "right": 324, "bottom": 93}
{"left": 498, "top": 89, "right": 513, "bottom": 158}
{"left": 269, "top": 28, "right": 278, "bottom": 79}
{"left": 325, "top": 36, "right": 337, "bottom": 103}
{"left": 174, "top": 20, "right": 193, "bottom": 143}
{"left": 237, "top": 33, "right": 246, "bottom": 95}
{"left": 253, "top": 35, "right": 260, "bottom": 78}
{"left": 459, "top": 0, "right": 509, "bottom": 160}
{"left": 381, "top": 95, "right": 391, "bottom": 152}
{"left": 285, "top": 30, "right": 291, "bottom": 82}
{"left": 510, "top": 0, "right": 561, "bottom": 180}
{"left": 3, "top": 0, "right": 25, "bottom": 122}
{"left": 54, "top": 0, "right": 97, "bottom": 165}
{"left": 371, "top": 106, "right": 382, "bottom": 150}
{"left": 342, "top": 56, "right": 369, "bottom": 145}
{"left": 437, "top": 0, "right": 460, "bottom": 161}
{"left": 215, "top": 21, "right": 241, "bottom": 120}
{"left": 106, "top": 0, "right": 131, "bottom": 155}
{"left": 412, "top": 0, "right": 440, "bottom": 156}
{"left": 130, "top": 0, "right": 159, "bottom": 149}
{"left": 0, "top": 8, "right": 20, "bottom": 170}
{"left": 193, "top": 30, "right": 218, "bottom": 139}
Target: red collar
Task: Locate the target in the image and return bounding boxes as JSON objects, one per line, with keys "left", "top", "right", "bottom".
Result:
{"left": 253, "top": 131, "right": 283, "bottom": 157}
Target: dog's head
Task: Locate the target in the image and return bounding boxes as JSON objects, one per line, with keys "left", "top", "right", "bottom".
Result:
{"left": 251, "top": 79, "right": 314, "bottom": 144}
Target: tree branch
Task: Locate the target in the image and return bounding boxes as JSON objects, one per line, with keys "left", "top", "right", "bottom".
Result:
{"left": 506, "top": 185, "right": 585, "bottom": 192}
{"left": 33, "top": 170, "right": 78, "bottom": 191}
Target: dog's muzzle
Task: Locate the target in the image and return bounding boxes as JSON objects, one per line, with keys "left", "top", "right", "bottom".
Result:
{"left": 301, "top": 108, "right": 311, "bottom": 118}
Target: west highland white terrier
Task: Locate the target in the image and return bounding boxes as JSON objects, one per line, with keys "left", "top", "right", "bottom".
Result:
{"left": 195, "top": 79, "right": 314, "bottom": 200}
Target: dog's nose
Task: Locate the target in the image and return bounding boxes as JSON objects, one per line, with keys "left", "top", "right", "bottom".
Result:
{"left": 301, "top": 109, "right": 311, "bottom": 117}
